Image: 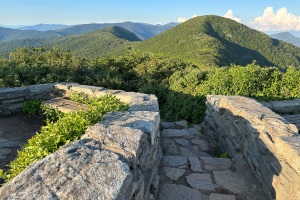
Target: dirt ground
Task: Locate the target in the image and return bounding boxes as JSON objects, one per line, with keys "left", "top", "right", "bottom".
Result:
{"left": 0, "top": 114, "right": 43, "bottom": 171}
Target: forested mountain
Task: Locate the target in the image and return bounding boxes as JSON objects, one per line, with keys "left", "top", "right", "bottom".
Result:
{"left": 133, "top": 15, "right": 300, "bottom": 69}
{"left": 2, "top": 16, "right": 300, "bottom": 70}
{"left": 0, "top": 22, "right": 178, "bottom": 56}
{"left": 49, "top": 26, "right": 141, "bottom": 58}
{"left": 270, "top": 32, "right": 300, "bottom": 47}
{"left": 20, "top": 24, "right": 69, "bottom": 31}
{"left": 0, "top": 38, "right": 52, "bottom": 57}
{"left": 0, "top": 27, "right": 63, "bottom": 42}
{"left": 56, "top": 22, "right": 178, "bottom": 40}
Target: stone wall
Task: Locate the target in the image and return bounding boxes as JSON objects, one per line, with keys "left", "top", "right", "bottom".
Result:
{"left": 202, "top": 95, "right": 300, "bottom": 200}
{"left": 0, "top": 83, "right": 162, "bottom": 200}
{"left": 0, "top": 83, "right": 56, "bottom": 115}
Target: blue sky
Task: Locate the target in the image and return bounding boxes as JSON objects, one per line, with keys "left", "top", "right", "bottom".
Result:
{"left": 1, "top": 0, "right": 300, "bottom": 32}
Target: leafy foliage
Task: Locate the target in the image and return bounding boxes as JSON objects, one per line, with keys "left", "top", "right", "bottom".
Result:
{"left": 0, "top": 94, "right": 128, "bottom": 183}
{"left": 22, "top": 99, "right": 42, "bottom": 115}
{"left": 1, "top": 47, "right": 300, "bottom": 124}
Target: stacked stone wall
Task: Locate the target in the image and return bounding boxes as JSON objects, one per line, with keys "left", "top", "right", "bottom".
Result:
{"left": 0, "top": 83, "right": 55, "bottom": 115}
{"left": 203, "top": 95, "right": 300, "bottom": 200}
{"left": 0, "top": 83, "right": 162, "bottom": 200}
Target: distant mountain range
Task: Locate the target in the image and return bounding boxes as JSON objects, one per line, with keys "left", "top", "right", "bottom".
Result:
{"left": 1, "top": 17, "right": 300, "bottom": 69}
{"left": 269, "top": 32, "right": 300, "bottom": 47}
{"left": 19, "top": 24, "right": 69, "bottom": 31}
{"left": 0, "top": 22, "right": 179, "bottom": 56}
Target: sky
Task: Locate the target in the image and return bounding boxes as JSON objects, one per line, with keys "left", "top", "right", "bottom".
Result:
{"left": 1, "top": 0, "right": 300, "bottom": 33}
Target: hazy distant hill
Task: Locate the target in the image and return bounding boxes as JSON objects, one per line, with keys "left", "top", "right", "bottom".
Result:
{"left": 269, "top": 32, "right": 300, "bottom": 47}
{"left": 133, "top": 15, "right": 300, "bottom": 69}
{"left": 0, "top": 27, "right": 63, "bottom": 42}
{"left": 56, "top": 22, "right": 178, "bottom": 40}
{"left": 49, "top": 26, "right": 141, "bottom": 58}
{"left": 20, "top": 24, "right": 69, "bottom": 31}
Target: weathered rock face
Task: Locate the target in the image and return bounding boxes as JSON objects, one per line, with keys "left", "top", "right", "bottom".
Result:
{"left": 0, "top": 83, "right": 56, "bottom": 115}
{"left": 0, "top": 83, "right": 162, "bottom": 200}
{"left": 203, "top": 95, "right": 300, "bottom": 200}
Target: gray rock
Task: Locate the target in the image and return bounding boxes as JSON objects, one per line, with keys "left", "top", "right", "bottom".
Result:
{"left": 200, "top": 157, "right": 232, "bottom": 170}
{"left": 100, "top": 110, "right": 160, "bottom": 145}
{"left": 175, "top": 139, "right": 190, "bottom": 146}
{"left": 192, "top": 139, "right": 209, "bottom": 151}
{"left": 161, "top": 121, "right": 176, "bottom": 129}
{"left": 0, "top": 140, "right": 23, "bottom": 148}
{"left": 161, "top": 129, "right": 191, "bottom": 138}
{"left": 270, "top": 99, "right": 300, "bottom": 114}
{"left": 0, "top": 87, "right": 27, "bottom": 100}
{"left": 213, "top": 170, "right": 247, "bottom": 194}
{"left": 164, "top": 167, "right": 186, "bottom": 181}
{"left": 83, "top": 124, "right": 147, "bottom": 166}
{"left": 189, "top": 157, "right": 203, "bottom": 172}
{"left": 202, "top": 194, "right": 209, "bottom": 200}
{"left": 193, "top": 124, "right": 202, "bottom": 131}
{"left": 209, "top": 193, "right": 236, "bottom": 200}
{"left": 151, "top": 175, "right": 160, "bottom": 197}
{"left": 125, "top": 93, "right": 159, "bottom": 112}
{"left": 189, "top": 128, "right": 200, "bottom": 135}
{"left": 180, "top": 147, "right": 197, "bottom": 158}
{"left": 0, "top": 148, "right": 11, "bottom": 159}
{"left": 163, "top": 156, "right": 188, "bottom": 167}
{"left": 175, "top": 120, "right": 188, "bottom": 127}
{"left": 158, "top": 184, "right": 203, "bottom": 200}
{"left": 186, "top": 173, "right": 215, "bottom": 191}
{"left": 1, "top": 97, "right": 25, "bottom": 104}
{"left": 27, "top": 83, "right": 55, "bottom": 95}
{"left": 161, "top": 139, "right": 178, "bottom": 155}
{"left": 0, "top": 139, "right": 132, "bottom": 199}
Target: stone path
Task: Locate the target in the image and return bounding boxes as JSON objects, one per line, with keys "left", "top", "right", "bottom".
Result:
{"left": 157, "top": 120, "right": 268, "bottom": 200}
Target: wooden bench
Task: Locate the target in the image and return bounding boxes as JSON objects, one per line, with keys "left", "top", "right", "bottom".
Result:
{"left": 42, "top": 98, "right": 89, "bottom": 113}
{"left": 282, "top": 114, "right": 300, "bottom": 131}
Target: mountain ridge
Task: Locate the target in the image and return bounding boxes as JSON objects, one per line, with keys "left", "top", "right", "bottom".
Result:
{"left": 269, "top": 32, "right": 300, "bottom": 47}
{"left": 49, "top": 26, "right": 141, "bottom": 58}
{"left": 132, "top": 15, "right": 300, "bottom": 69}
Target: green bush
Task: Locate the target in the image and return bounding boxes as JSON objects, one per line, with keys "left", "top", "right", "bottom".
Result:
{"left": 22, "top": 99, "right": 42, "bottom": 115}
{"left": 0, "top": 94, "right": 128, "bottom": 183}
{"left": 1, "top": 48, "right": 300, "bottom": 124}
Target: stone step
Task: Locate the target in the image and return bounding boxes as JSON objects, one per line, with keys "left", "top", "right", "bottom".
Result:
{"left": 158, "top": 120, "right": 267, "bottom": 200}
{"left": 42, "top": 98, "right": 89, "bottom": 113}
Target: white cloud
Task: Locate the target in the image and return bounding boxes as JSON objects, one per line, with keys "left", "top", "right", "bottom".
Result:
{"left": 223, "top": 9, "right": 241, "bottom": 23}
{"left": 252, "top": 7, "right": 300, "bottom": 31}
{"left": 177, "top": 14, "right": 198, "bottom": 23}
{"left": 177, "top": 17, "right": 187, "bottom": 23}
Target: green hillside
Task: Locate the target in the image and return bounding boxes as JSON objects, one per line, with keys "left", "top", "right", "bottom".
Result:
{"left": 270, "top": 32, "right": 300, "bottom": 47}
{"left": 0, "top": 38, "right": 54, "bottom": 57}
{"left": 49, "top": 26, "right": 141, "bottom": 58}
{"left": 0, "top": 27, "right": 62, "bottom": 42}
{"left": 133, "top": 15, "right": 300, "bottom": 69}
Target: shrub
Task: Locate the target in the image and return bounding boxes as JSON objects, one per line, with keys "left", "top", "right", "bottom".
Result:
{"left": 22, "top": 99, "right": 42, "bottom": 115}
{"left": 0, "top": 94, "right": 128, "bottom": 183}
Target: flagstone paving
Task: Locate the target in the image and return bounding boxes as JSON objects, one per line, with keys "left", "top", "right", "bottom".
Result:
{"left": 157, "top": 120, "right": 269, "bottom": 200}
